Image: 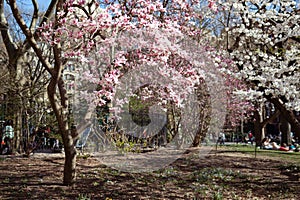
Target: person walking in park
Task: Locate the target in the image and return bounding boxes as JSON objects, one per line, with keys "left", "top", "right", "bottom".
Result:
{"left": 248, "top": 131, "right": 254, "bottom": 145}
{"left": 1, "top": 120, "right": 14, "bottom": 155}
{"left": 219, "top": 132, "right": 226, "bottom": 145}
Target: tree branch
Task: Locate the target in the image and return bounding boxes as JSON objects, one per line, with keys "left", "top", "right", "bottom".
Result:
{"left": 8, "top": 0, "right": 53, "bottom": 75}
{"left": 22, "top": 0, "right": 58, "bottom": 52}
{"left": 29, "top": 0, "right": 39, "bottom": 32}
{"left": 37, "top": 0, "right": 58, "bottom": 27}
{"left": 261, "top": 110, "right": 280, "bottom": 128}
{"left": 0, "top": 0, "right": 17, "bottom": 60}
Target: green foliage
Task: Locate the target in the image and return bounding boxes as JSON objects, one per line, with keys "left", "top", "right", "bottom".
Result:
{"left": 213, "top": 190, "right": 223, "bottom": 200}
{"left": 129, "top": 95, "right": 151, "bottom": 126}
{"left": 193, "top": 167, "right": 247, "bottom": 183}
{"left": 92, "top": 181, "right": 100, "bottom": 186}
{"left": 114, "top": 138, "right": 142, "bottom": 153}
{"left": 77, "top": 154, "right": 91, "bottom": 159}
{"left": 2, "top": 178, "right": 10, "bottom": 184}
{"left": 129, "top": 95, "right": 151, "bottom": 111}
{"left": 0, "top": 157, "right": 6, "bottom": 162}
{"left": 77, "top": 194, "right": 91, "bottom": 200}
{"left": 277, "top": 163, "right": 300, "bottom": 173}
{"left": 221, "top": 144, "right": 300, "bottom": 163}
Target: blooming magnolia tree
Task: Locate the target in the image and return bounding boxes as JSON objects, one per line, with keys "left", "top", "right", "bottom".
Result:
{"left": 217, "top": 0, "right": 300, "bottom": 141}
{"left": 60, "top": 0, "right": 252, "bottom": 142}
{"left": 6, "top": 0, "right": 252, "bottom": 184}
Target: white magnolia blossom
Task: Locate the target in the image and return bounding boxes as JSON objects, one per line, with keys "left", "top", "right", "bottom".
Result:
{"left": 223, "top": 0, "right": 300, "bottom": 111}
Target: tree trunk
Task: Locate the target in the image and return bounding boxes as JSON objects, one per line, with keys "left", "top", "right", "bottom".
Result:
{"left": 192, "top": 83, "right": 211, "bottom": 147}
{"left": 62, "top": 130, "right": 77, "bottom": 186}
{"left": 54, "top": 109, "right": 77, "bottom": 186}
{"left": 192, "top": 129, "right": 202, "bottom": 147}
{"left": 4, "top": 0, "right": 77, "bottom": 186}
{"left": 280, "top": 115, "right": 291, "bottom": 146}
{"left": 253, "top": 103, "right": 266, "bottom": 146}
{"left": 254, "top": 103, "right": 281, "bottom": 146}
{"left": 192, "top": 111, "right": 210, "bottom": 147}
{"left": 48, "top": 75, "right": 77, "bottom": 186}
{"left": 167, "top": 104, "right": 177, "bottom": 142}
{"left": 5, "top": 92, "right": 23, "bottom": 154}
{"left": 14, "top": 106, "right": 22, "bottom": 153}
{"left": 268, "top": 97, "right": 300, "bottom": 139}
{"left": 254, "top": 110, "right": 263, "bottom": 146}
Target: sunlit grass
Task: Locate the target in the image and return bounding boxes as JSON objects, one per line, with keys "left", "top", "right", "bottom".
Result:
{"left": 218, "top": 144, "right": 300, "bottom": 164}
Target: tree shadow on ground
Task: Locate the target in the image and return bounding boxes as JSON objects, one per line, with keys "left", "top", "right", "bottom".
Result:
{"left": 0, "top": 151, "right": 299, "bottom": 199}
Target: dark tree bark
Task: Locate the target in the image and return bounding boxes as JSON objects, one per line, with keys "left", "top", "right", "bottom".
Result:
{"left": 253, "top": 110, "right": 263, "bottom": 146}
{"left": 48, "top": 75, "right": 77, "bottom": 186}
{"left": 268, "top": 97, "right": 300, "bottom": 139}
{"left": 192, "top": 82, "right": 211, "bottom": 147}
{"left": 254, "top": 103, "right": 280, "bottom": 147}
{"left": 7, "top": 0, "right": 77, "bottom": 185}
{"left": 280, "top": 115, "right": 291, "bottom": 146}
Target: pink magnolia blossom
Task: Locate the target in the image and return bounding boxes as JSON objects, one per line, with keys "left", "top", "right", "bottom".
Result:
{"left": 37, "top": 0, "right": 252, "bottom": 128}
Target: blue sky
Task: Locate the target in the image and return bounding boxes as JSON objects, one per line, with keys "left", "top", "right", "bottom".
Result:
{"left": 20, "top": 0, "right": 50, "bottom": 11}
{"left": 36, "top": 0, "right": 50, "bottom": 10}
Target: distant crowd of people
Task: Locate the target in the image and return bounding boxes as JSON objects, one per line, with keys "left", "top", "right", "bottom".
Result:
{"left": 219, "top": 131, "right": 255, "bottom": 145}
{"left": 261, "top": 133, "right": 300, "bottom": 152}
{"left": 1, "top": 121, "right": 62, "bottom": 155}
{"left": 28, "top": 126, "right": 61, "bottom": 152}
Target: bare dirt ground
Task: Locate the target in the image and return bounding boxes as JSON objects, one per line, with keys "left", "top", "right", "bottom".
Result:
{"left": 0, "top": 148, "right": 299, "bottom": 200}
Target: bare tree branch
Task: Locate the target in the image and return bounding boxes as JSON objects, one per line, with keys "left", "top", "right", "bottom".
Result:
{"left": 37, "top": 0, "right": 58, "bottom": 27}
{"left": 29, "top": 0, "right": 38, "bottom": 32}
{"left": 8, "top": 0, "right": 53, "bottom": 75}
{"left": 23, "top": 0, "right": 58, "bottom": 52}
{"left": 0, "top": 0, "right": 17, "bottom": 60}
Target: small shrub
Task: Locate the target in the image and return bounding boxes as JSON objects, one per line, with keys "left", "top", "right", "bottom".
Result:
{"left": 77, "top": 193, "right": 91, "bottom": 200}
{"left": 213, "top": 190, "right": 223, "bottom": 200}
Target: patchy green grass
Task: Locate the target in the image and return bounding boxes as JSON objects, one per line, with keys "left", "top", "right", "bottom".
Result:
{"left": 0, "top": 157, "right": 6, "bottom": 162}
{"left": 77, "top": 193, "right": 91, "bottom": 200}
{"left": 192, "top": 167, "right": 248, "bottom": 183}
{"left": 218, "top": 144, "right": 300, "bottom": 163}
{"left": 277, "top": 163, "right": 300, "bottom": 172}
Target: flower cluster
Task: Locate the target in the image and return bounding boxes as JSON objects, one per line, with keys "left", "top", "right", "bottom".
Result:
{"left": 38, "top": 0, "right": 253, "bottom": 126}
{"left": 222, "top": 1, "right": 300, "bottom": 111}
